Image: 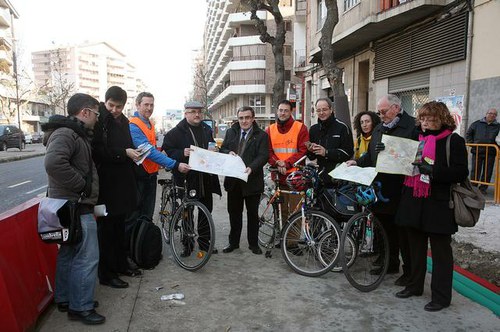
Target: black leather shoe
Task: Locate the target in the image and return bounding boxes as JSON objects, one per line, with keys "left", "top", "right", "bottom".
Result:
{"left": 394, "top": 274, "right": 410, "bottom": 286}
{"left": 395, "top": 289, "right": 422, "bottom": 299}
{"left": 120, "top": 268, "right": 142, "bottom": 277}
{"left": 57, "top": 301, "right": 99, "bottom": 313}
{"left": 100, "top": 277, "right": 129, "bottom": 288}
{"left": 424, "top": 301, "right": 448, "bottom": 312}
{"left": 223, "top": 244, "right": 239, "bottom": 253}
{"left": 67, "top": 309, "right": 105, "bottom": 325}
{"left": 249, "top": 246, "right": 262, "bottom": 255}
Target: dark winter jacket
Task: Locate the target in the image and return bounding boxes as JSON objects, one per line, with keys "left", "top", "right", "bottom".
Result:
{"left": 91, "top": 103, "right": 137, "bottom": 215}
{"left": 357, "top": 111, "right": 416, "bottom": 214}
{"left": 395, "top": 130, "right": 468, "bottom": 234}
{"left": 42, "top": 115, "right": 99, "bottom": 211}
{"left": 162, "top": 118, "right": 222, "bottom": 197}
{"left": 220, "top": 121, "right": 269, "bottom": 196}
{"left": 465, "top": 118, "right": 500, "bottom": 155}
{"left": 307, "top": 115, "right": 354, "bottom": 186}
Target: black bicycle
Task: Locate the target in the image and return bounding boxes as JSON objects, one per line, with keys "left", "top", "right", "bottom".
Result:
{"left": 158, "top": 177, "right": 215, "bottom": 271}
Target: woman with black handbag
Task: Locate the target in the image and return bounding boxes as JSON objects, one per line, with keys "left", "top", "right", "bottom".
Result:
{"left": 394, "top": 101, "right": 468, "bottom": 312}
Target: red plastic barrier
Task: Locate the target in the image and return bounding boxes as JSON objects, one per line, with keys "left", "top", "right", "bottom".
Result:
{"left": 0, "top": 197, "right": 58, "bottom": 332}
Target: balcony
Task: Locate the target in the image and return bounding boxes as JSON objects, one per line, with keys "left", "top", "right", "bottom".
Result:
{"left": 0, "top": 7, "right": 10, "bottom": 28}
{"left": 310, "top": 0, "right": 452, "bottom": 62}
{"left": 209, "top": 83, "right": 266, "bottom": 110}
{"left": 228, "top": 11, "right": 266, "bottom": 27}
{"left": 208, "top": 59, "right": 266, "bottom": 96}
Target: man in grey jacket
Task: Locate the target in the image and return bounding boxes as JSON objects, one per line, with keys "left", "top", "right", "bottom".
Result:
{"left": 42, "top": 93, "right": 105, "bottom": 325}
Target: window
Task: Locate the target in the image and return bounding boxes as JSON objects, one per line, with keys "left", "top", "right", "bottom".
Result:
{"left": 317, "top": 0, "right": 327, "bottom": 30}
{"left": 284, "top": 70, "right": 291, "bottom": 81}
{"left": 344, "top": 0, "right": 360, "bottom": 12}
{"left": 249, "top": 95, "right": 266, "bottom": 114}
{"left": 284, "top": 20, "right": 292, "bottom": 32}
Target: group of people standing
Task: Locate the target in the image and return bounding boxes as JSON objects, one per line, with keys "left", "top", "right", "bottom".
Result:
{"left": 42, "top": 87, "right": 483, "bottom": 324}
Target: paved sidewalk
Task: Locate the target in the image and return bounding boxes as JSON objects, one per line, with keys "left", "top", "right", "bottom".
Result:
{"left": 34, "top": 176, "right": 499, "bottom": 332}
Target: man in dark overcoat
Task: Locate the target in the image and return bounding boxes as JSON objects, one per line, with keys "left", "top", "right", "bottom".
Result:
{"left": 220, "top": 106, "right": 269, "bottom": 254}
{"left": 348, "top": 94, "right": 416, "bottom": 286}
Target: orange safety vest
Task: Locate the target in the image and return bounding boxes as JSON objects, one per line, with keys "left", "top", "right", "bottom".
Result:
{"left": 269, "top": 121, "right": 303, "bottom": 174}
{"left": 129, "top": 117, "right": 159, "bottom": 174}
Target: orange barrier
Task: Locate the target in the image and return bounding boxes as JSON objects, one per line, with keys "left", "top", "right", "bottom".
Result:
{"left": 466, "top": 143, "right": 500, "bottom": 204}
{"left": 0, "top": 197, "right": 58, "bottom": 332}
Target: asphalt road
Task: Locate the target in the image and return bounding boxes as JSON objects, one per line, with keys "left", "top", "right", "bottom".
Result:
{"left": 0, "top": 155, "right": 47, "bottom": 213}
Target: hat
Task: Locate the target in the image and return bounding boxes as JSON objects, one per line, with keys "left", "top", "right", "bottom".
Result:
{"left": 184, "top": 101, "right": 204, "bottom": 109}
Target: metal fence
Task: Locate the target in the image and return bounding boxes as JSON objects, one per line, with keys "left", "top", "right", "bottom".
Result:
{"left": 467, "top": 143, "right": 500, "bottom": 204}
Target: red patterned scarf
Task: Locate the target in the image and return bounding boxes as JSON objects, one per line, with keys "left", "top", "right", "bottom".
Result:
{"left": 403, "top": 129, "right": 452, "bottom": 197}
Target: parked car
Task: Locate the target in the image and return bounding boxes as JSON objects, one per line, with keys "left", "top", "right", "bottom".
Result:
{"left": 0, "top": 125, "right": 25, "bottom": 151}
{"left": 25, "top": 133, "right": 33, "bottom": 144}
{"left": 32, "top": 132, "right": 43, "bottom": 143}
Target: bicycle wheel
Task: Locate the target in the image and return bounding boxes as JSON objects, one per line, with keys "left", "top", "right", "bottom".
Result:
{"left": 258, "top": 193, "right": 278, "bottom": 249}
{"left": 281, "top": 211, "right": 341, "bottom": 277}
{"left": 321, "top": 231, "right": 356, "bottom": 273}
{"left": 159, "top": 182, "right": 180, "bottom": 244}
{"left": 341, "top": 212, "right": 389, "bottom": 292}
{"left": 169, "top": 200, "right": 215, "bottom": 271}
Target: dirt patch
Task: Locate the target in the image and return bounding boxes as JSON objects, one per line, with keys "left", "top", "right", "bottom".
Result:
{"left": 452, "top": 239, "right": 500, "bottom": 288}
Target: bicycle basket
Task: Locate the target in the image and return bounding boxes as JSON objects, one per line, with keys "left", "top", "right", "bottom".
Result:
{"left": 319, "top": 185, "right": 361, "bottom": 221}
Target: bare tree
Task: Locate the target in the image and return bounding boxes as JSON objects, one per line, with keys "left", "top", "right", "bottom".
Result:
{"left": 319, "top": 0, "right": 351, "bottom": 129}
{"left": 38, "top": 47, "right": 75, "bottom": 116}
{"left": 242, "top": 0, "right": 286, "bottom": 109}
{"left": 191, "top": 52, "right": 211, "bottom": 119}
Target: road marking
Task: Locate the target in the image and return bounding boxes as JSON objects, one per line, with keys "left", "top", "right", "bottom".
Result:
{"left": 8, "top": 180, "right": 31, "bottom": 188}
{"left": 26, "top": 185, "right": 48, "bottom": 194}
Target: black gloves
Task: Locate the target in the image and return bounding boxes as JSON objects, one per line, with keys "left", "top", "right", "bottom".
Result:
{"left": 375, "top": 142, "right": 385, "bottom": 152}
{"left": 412, "top": 161, "right": 433, "bottom": 176}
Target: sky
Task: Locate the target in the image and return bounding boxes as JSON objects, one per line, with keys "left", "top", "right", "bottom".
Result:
{"left": 13, "top": 0, "right": 207, "bottom": 113}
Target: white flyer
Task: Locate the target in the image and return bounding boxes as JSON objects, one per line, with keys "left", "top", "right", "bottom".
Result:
{"left": 376, "top": 135, "right": 420, "bottom": 176}
{"left": 329, "top": 162, "right": 377, "bottom": 186}
{"left": 188, "top": 145, "right": 248, "bottom": 182}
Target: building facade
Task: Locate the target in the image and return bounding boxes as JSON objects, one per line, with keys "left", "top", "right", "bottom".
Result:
{"left": 204, "top": 0, "right": 298, "bottom": 128}
{"left": 32, "top": 42, "right": 145, "bottom": 117}
{"left": 297, "top": 0, "right": 499, "bottom": 135}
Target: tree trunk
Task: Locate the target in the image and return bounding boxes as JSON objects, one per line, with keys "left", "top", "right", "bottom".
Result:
{"left": 319, "top": 0, "right": 352, "bottom": 130}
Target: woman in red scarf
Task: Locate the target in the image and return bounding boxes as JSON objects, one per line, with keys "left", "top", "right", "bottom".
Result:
{"left": 394, "top": 101, "right": 468, "bottom": 312}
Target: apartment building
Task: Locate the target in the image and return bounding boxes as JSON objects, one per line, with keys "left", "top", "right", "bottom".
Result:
{"left": 297, "top": 0, "right": 499, "bottom": 135}
{"left": 0, "top": 0, "right": 19, "bottom": 125}
{"left": 32, "top": 41, "right": 144, "bottom": 116}
{"left": 204, "top": 0, "right": 297, "bottom": 128}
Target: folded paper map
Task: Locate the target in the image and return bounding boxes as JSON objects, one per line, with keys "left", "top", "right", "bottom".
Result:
{"left": 188, "top": 145, "right": 248, "bottom": 182}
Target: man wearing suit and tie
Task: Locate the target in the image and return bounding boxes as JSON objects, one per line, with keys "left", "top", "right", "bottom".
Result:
{"left": 220, "top": 106, "right": 269, "bottom": 255}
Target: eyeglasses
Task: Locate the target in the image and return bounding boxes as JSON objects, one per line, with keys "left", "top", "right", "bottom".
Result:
{"left": 316, "top": 108, "right": 331, "bottom": 113}
{"left": 84, "top": 108, "right": 100, "bottom": 117}
{"left": 238, "top": 116, "right": 253, "bottom": 121}
{"left": 186, "top": 110, "right": 203, "bottom": 115}
{"left": 376, "top": 105, "right": 393, "bottom": 116}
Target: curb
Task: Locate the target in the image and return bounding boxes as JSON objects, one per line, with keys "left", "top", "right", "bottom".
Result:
{"left": 0, "top": 152, "right": 46, "bottom": 164}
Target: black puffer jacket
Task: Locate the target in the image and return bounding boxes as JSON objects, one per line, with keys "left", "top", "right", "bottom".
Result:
{"left": 307, "top": 115, "right": 354, "bottom": 185}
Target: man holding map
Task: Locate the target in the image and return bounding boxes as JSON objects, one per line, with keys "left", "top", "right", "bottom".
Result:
{"left": 220, "top": 106, "right": 269, "bottom": 255}
{"left": 347, "top": 94, "right": 416, "bottom": 286}
{"left": 162, "top": 101, "right": 221, "bottom": 255}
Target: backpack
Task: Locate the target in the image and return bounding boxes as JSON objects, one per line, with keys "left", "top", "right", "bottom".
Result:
{"left": 129, "top": 216, "right": 162, "bottom": 269}
{"left": 319, "top": 184, "right": 361, "bottom": 222}
{"left": 446, "top": 134, "right": 485, "bottom": 227}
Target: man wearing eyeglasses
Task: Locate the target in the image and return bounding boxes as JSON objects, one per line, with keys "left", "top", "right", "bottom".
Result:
{"left": 347, "top": 94, "right": 416, "bottom": 286}
{"left": 466, "top": 108, "right": 499, "bottom": 195}
{"left": 220, "top": 106, "right": 269, "bottom": 255}
{"left": 266, "top": 99, "right": 309, "bottom": 225}
{"left": 42, "top": 93, "right": 105, "bottom": 325}
{"left": 129, "top": 92, "right": 190, "bottom": 222}
{"left": 162, "top": 101, "right": 222, "bottom": 255}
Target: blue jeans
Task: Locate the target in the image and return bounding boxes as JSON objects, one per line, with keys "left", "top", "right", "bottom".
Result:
{"left": 55, "top": 213, "right": 99, "bottom": 311}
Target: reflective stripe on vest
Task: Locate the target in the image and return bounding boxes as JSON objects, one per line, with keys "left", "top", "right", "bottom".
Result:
{"left": 129, "top": 116, "right": 159, "bottom": 174}
{"left": 270, "top": 121, "right": 303, "bottom": 174}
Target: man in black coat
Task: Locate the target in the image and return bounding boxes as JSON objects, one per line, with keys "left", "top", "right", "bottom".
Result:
{"left": 219, "top": 106, "right": 269, "bottom": 255}
{"left": 162, "top": 101, "right": 222, "bottom": 255}
{"left": 348, "top": 94, "right": 416, "bottom": 285}
{"left": 92, "top": 86, "right": 142, "bottom": 288}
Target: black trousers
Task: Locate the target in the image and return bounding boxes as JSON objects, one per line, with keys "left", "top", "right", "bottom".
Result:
{"left": 406, "top": 229, "right": 453, "bottom": 306}
{"left": 470, "top": 152, "right": 496, "bottom": 190}
{"left": 227, "top": 184, "right": 260, "bottom": 247}
{"left": 97, "top": 214, "right": 128, "bottom": 281}
{"left": 376, "top": 213, "right": 411, "bottom": 274}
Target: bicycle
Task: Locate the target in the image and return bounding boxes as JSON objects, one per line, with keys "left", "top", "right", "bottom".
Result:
{"left": 258, "top": 156, "right": 342, "bottom": 277}
{"left": 158, "top": 176, "right": 215, "bottom": 271}
{"left": 339, "top": 181, "right": 390, "bottom": 292}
